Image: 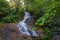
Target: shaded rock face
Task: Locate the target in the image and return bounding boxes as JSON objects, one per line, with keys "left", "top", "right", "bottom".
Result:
{"left": 52, "top": 35, "right": 60, "bottom": 40}
{"left": 0, "top": 23, "right": 32, "bottom": 40}
{"left": 52, "top": 32, "right": 60, "bottom": 40}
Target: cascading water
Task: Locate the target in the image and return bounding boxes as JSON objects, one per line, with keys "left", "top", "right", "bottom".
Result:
{"left": 17, "top": 12, "right": 39, "bottom": 37}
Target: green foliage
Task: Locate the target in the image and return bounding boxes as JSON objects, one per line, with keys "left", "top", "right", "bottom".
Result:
{"left": 2, "top": 15, "right": 19, "bottom": 23}
{"left": 32, "top": 27, "right": 40, "bottom": 31}
{"left": 44, "top": 27, "right": 52, "bottom": 37}
{"left": 0, "top": 0, "right": 60, "bottom": 26}
{"left": 35, "top": 0, "right": 60, "bottom": 27}
{"left": 23, "top": 0, "right": 60, "bottom": 27}
{"left": 24, "top": 0, "right": 46, "bottom": 17}
{"left": 0, "top": 0, "right": 23, "bottom": 23}
{"left": 0, "top": 0, "right": 10, "bottom": 14}
{"left": 0, "top": 0, "right": 60, "bottom": 40}
{"left": 40, "top": 27, "right": 52, "bottom": 40}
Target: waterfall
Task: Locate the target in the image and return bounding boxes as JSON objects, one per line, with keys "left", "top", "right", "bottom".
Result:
{"left": 17, "top": 12, "right": 39, "bottom": 37}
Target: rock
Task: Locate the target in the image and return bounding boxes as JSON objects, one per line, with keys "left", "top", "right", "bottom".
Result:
{"left": 0, "top": 23, "right": 33, "bottom": 40}
{"left": 52, "top": 32, "right": 60, "bottom": 40}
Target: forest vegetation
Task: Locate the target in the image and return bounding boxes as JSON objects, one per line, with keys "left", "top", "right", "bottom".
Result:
{"left": 0, "top": 0, "right": 60, "bottom": 40}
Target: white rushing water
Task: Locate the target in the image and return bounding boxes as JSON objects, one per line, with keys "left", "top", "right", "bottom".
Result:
{"left": 17, "top": 12, "right": 39, "bottom": 37}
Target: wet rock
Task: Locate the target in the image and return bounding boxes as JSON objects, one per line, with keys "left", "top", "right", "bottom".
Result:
{"left": 52, "top": 35, "right": 60, "bottom": 40}
{"left": 0, "top": 23, "right": 33, "bottom": 40}
{"left": 52, "top": 31, "right": 60, "bottom": 40}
